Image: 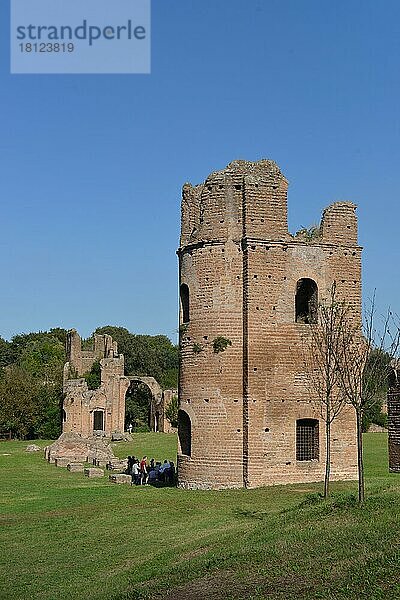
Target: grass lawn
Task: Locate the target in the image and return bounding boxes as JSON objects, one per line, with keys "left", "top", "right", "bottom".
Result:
{"left": 1, "top": 433, "right": 399, "bottom": 600}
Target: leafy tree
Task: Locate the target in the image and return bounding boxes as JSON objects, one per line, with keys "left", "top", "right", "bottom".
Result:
{"left": 362, "top": 349, "right": 391, "bottom": 430}
{"left": 0, "top": 365, "right": 62, "bottom": 439}
{"left": 7, "top": 330, "right": 67, "bottom": 366}
{"left": 19, "top": 337, "right": 65, "bottom": 381}
{"left": 165, "top": 394, "right": 179, "bottom": 428}
{"left": 0, "top": 330, "right": 66, "bottom": 439}
{"left": 0, "top": 337, "right": 12, "bottom": 369}
{"left": 48, "top": 328, "right": 68, "bottom": 346}
{"left": 124, "top": 383, "right": 152, "bottom": 432}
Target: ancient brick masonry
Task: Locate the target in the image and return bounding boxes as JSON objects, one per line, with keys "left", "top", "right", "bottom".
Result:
{"left": 62, "top": 330, "right": 176, "bottom": 437}
{"left": 177, "top": 159, "right": 360, "bottom": 489}
{"left": 62, "top": 330, "right": 129, "bottom": 437}
{"left": 388, "top": 366, "right": 400, "bottom": 472}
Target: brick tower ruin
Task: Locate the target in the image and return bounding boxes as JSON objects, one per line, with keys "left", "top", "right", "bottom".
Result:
{"left": 177, "top": 159, "right": 360, "bottom": 489}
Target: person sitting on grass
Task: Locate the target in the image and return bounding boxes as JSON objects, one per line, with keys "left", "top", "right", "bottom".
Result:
{"left": 148, "top": 468, "right": 157, "bottom": 484}
{"left": 159, "top": 459, "right": 171, "bottom": 483}
{"left": 168, "top": 461, "right": 176, "bottom": 485}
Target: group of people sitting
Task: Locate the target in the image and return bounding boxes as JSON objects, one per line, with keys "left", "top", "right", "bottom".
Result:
{"left": 126, "top": 455, "right": 176, "bottom": 486}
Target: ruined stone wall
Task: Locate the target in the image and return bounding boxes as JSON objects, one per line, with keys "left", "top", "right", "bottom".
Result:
{"left": 178, "top": 159, "right": 360, "bottom": 489}
{"left": 388, "top": 377, "right": 400, "bottom": 472}
{"left": 388, "top": 392, "right": 400, "bottom": 472}
{"left": 63, "top": 330, "right": 129, "bottom": 437}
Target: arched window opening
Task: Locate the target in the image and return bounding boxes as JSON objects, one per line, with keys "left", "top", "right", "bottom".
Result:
{"left": 93, "top": 410, "right": 104, "bottom": 431}
{"left": 62, "top": 409, "right": 67, "bottom": 423}
{"left": 178, "top": 410, "right": 191, "bottom": 456}
{"left": 180, "top": 284, "right": 190, "bottom": 323}
{"left": 295, "top": 278, "right": 318, "bottom": 324}
{"left": 296, "top": 419, "right": 319, "bottom": 461}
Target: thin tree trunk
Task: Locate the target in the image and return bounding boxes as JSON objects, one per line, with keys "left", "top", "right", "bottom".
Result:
{"left": 356, "top": 408, "right": 365, "bottom": 503}
{"left": 324, "top": 418, "right": 331, "bottom": 498}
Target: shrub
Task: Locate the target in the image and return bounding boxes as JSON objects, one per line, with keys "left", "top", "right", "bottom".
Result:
{"left": 84, "top": 361, "right": 101, "bottom": 390}
{"left": 165, "top": 394, "right": 178, "bottom": 428}
{"left": 213, "top": 336, "right": 232, "bottom": 354}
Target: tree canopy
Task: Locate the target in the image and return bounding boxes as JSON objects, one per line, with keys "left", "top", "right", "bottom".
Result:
{"left": 0, "top": 330, "right": 67, "bottom": 439}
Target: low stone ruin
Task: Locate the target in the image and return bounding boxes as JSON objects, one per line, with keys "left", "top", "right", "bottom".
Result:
{"left": 25, "top": 444, "right": 41, "bottom": 452}
{"left": 62, "top": 330, "right": 128, "bottom": 437}
{"left": 44, "top": 431, "right": 117, "bottom": 465}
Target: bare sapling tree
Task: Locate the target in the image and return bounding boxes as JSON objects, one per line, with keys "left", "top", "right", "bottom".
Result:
{"left": 337, "top": 295, "right": 400, "bottom": 503}
{"left": 303, "top": 282, "right": 349, "bottom": 498}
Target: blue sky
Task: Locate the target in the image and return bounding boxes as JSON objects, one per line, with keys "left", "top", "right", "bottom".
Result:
{"left": 0, "top": 0, "right": 399, "bottom": 341}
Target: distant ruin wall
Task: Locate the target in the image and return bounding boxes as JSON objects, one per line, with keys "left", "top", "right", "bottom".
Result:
{"left": 62, "top": 330, "right": 128, "bottom": 437}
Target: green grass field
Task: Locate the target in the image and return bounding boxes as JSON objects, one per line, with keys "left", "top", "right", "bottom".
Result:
{"left": 1, "top": 433, "right": 399, "bottom": 600}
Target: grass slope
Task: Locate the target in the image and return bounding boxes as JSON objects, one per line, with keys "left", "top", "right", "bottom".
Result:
{"left": 0, "top": 433, "right": 399, "bottom": 600}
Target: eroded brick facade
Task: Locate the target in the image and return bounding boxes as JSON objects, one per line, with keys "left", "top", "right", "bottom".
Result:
{"left": 388, "top": 366, "right": 400, "bottom": 472}
{"left": 177, "top": 159, "right": 360, "bottom": 489}
{"left": 62, "top": 330, "right": 129, "bottom": 437}
{"left": 62, "top": 330, "right": 175, "bottom": 437}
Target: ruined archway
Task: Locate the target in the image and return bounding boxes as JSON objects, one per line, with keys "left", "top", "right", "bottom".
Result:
{"left": 124, "top": 376, "right": 163, "bottom": 432}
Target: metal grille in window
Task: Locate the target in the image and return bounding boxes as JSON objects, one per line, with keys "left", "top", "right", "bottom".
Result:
{"left": 296, "top": 419, "right": 319, "bottom": 461}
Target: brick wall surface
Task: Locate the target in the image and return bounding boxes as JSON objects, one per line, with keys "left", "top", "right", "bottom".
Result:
{"left": 388, "top": 389, "right": 400, "bottom": 472}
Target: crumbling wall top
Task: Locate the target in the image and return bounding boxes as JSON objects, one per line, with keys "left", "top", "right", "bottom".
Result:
{"left": 320, "top": 201, "right": 358, "bottom": 245}
{"left": 180, "top": 159, "right": 289, "bottom": 247}
{"left": 180, "top": 160, "right": 359, "bottom": 250}
{"left": 210, "top": 159, "right": 287, "bottom": 181}
{"left": 65, "top": 329, "right": 121, "bottom": 378}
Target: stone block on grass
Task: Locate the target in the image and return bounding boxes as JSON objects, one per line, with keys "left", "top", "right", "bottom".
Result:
{"left": 26, "top": 444, "right": 41, "bottom": 452}
{"left": 67, "top": 463, "right": 85, "bottom": 473}
{"left": 107, "top": 459, "right": 128, "bottom": 471}
{"left": 84, "top": 467, "right": 104, "bottom": 478}
{"left": 109, "top": 474, "right": 132, "bottom": 485}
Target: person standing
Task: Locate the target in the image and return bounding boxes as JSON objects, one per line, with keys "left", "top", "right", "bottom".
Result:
{"left": 131, "top": 460, "right": 140, "bottom": 485}
{"left": 139, "top": 456, "right": 148, "bottom": 485}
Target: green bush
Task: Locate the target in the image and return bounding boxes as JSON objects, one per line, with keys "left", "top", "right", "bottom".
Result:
{"left": 83, "top": 361, "right": 101, "bottom": 390}
{"left": 212, "top": 336, "right": 232, "bottom": 354}
{"left": 165, "top": 394, "right": 179, "bottom": 428}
